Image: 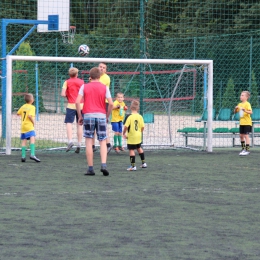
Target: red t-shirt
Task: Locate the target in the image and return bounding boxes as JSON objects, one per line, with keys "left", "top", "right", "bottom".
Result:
{"left": 81, "top": 82, "right": 107, "bottom": 114}
{"left": 66, "top": 77, "right": 84, "bottom": 103}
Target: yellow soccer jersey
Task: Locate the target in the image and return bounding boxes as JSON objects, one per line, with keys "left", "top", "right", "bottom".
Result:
{"left": 124, "top": 113, "right": 144, "bottom": 144}
{"left": 237, "top": 101, "right": 252, "bottom": 126}
{"left": 17, "top": 103, "right": 35, "bottom": 133}
{"left": 111, "top": 100, "right": 126, "bottom": 122}
{"left": 100, "top": 73, "right": 110, "bottom": 103}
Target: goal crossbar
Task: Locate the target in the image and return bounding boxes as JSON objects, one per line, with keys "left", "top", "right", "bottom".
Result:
{"left": 5, "top": 55, "right": 213, "bottom": 154}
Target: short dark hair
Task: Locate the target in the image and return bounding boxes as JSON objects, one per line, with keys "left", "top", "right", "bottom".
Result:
{"left": 24, "top": 93, "right": 33, "bottom": 103}
{"left": 89, "top": 67, "right": 101, "bottom": 80}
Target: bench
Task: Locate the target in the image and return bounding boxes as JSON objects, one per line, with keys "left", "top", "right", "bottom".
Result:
{"left": 177, "top": 108, "right": 260, "bottom": 148}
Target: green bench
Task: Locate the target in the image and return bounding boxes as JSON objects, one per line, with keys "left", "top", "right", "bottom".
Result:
{"left": 177, "top": 108, "right": 260, "bottom": 148}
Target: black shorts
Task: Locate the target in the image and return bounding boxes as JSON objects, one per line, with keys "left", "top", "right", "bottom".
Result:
{"left": 240, "top": 125, "right": 252, "bottom": 134}
{"left": 127, "top": 143, "right": 142, "bottom": 150}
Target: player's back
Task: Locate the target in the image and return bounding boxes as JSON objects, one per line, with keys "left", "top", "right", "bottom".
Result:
{"left": 124, "top": 113, "right": 144, "bottom": 144}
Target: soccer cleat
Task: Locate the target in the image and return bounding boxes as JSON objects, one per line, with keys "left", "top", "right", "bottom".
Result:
{"left": 21, "top": 158, "right": 26, "bottom": 162}
{"left": 107, "top": 146, "right": 112, "bottom": 154}
{"left": 114, "top": 147, "right": 120, "bottom": 153}
{"left": 75, "top": 146, "right": 80, "bottom": 154}
{"left": 140, "top": 163, "right": 147, "bottom": 168}
{"left": 118, "top": 146, "right": 125, "bottom": 152}
{"left": 239, "top": 150, "right": 249, "bottom": 156}
{"left": 66, "top": 142, "right": 74, "bottom": 152}
{"left": 30, "top": 155, "right": 41, "bottom": 162}
{"left": 85, "top": 170, "right": 95, "bottom": 176}
{"left": 100, "top": 167, "right": 109, "bottom": 176}
{"left": 127, "top": 166, "right": 137, "bottom": 171}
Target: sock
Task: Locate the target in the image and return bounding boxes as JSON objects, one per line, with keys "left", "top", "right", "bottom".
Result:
{"left": 77, "top": 142, "right": 81, "bottom": 147}
{"left": 246, "top": 144, "right": 250, "bottom": 151}
{"left": 130, "top": 156, "right": 135, "bottom": 167}
{"left": 101, "top": 163, "right": 107, "bottom": 169}
{"left": 92, "top": 145, "right": 95, "bottom": 149}
{"left": 22, "top": 146, "right": 26, "bottom": 158}
{"left": 113, "top": 135, "right": 118, "bottom": 147}
{"left": 68, "top": 139, "right": 72, "bottom": 143}
{"left": 118, "top": 135, "right": 122, "bottom": 147}
{"left": 241, "top": 141, "right": 245, "bottom": 150}
{"left": 107, "top": 143, "right": 111, "bottom": 148}
{"left": 30, "top": 143, "right": 35, "bottom": 156}
{"left": 139, "top": 152, "right": 145, "bottom": 163}
{"left": 88, "top": 166, "right": 94, "bottom": 172}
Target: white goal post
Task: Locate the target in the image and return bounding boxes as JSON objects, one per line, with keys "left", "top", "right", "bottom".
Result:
{"left": 5, "top": 55, "right": 213, "bottom": 155}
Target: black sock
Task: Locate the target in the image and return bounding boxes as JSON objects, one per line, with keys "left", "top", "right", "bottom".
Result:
{"left": 130, "top": 156, "right": 135, "bottom": 167}
{"left": 246, "top": 144, "right": 250, "bottom": 151}
{"left": 92, "top": 145, "right": 95, "bottom": 149}
{"left": 241, "top": 141, "right": 245, "bottom": 150}
{"left": 107, "top": 143, "right": 111, "bottom": 148}
{"left": 139, "top": 152, "right": 145, "bottom": 163}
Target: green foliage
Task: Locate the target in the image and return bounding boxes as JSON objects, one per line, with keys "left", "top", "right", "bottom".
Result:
{"left": 12, "top": 42, "right": 45, "bottom": 112}
{"left": 250, "top": 71, "right": 259, "bottom": 108}
{"left": 222, "top": 78, "right": 237, "bottom": 109}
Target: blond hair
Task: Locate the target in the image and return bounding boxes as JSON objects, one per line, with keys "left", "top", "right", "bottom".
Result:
{"left": 68, "top": 67, "right": 79, "bottom": 77}
{"left": 130, "top": 100, "right": 140, "bottom": 111}
{"left": 242, "top": 91, "right": 250, "bottom": 98}
{"left": 24, "top": 93, "right": 34, "bottom": 103}
{"left": 116, "top": 92, "right": 124, "bottom": 97}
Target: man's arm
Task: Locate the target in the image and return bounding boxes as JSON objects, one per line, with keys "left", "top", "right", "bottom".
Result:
{"left": 61, "top": 81, "right": 67, "bottom": 97}
{"left": 75, "top": 94, "right": 83, "bottom": 125}
{"left": 107, "top": 97, "right": 113, "bottom": 119}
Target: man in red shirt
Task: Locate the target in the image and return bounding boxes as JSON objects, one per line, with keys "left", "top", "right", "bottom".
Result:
{"left": 61, "top": 67, "right": 84, "bottom": 153}
{"left": 76, "top": 67, "right": 113, "bottom": 176}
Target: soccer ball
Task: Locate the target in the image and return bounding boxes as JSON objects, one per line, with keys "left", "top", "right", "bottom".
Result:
{"left": 78, "top": 44, "right": 90, "bottom": 56}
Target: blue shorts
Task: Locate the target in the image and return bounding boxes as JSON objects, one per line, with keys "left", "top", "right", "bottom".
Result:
{"left": 111, "top": 122, "right": 123, "bottom": 133}
{"left": 64, "top": 108, "right": 81, "bottom": 123}
{"left": 20, "top": 130, "right": 36, "bottom": 140}
{"left": 83, "top": 117, "right": 107, "bottom": 141}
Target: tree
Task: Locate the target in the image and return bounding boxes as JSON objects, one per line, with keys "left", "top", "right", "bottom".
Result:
{"left": 250, "top": 71, "right": 258, "bottom": 108}
{"left": 222, "top": 77, "right": 237, "bottom": 109}
{"left": 13, "top": 42, "right": 45, "bottom": 112}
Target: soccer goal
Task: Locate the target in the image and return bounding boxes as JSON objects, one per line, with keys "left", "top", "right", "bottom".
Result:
{"left": 3, "top": 56, "right": 213, "bottom": 155}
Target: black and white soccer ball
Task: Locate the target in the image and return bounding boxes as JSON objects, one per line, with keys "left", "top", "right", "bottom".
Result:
{"left": 78, "top": 44, "right": 90, "bottom": 57}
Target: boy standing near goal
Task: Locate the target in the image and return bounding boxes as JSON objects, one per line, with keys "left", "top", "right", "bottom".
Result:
{"left": 92, "top": 62, "right": 113, "bottom": 153}
{"left": 111, "top": 92, "right": 128, "bottom": 152}
{"left": 76, "top": 67, "right": 113, "bottom": 176}
{"left": 61, "top": 67, "right": 84, "bottom": 153}
{"left": 234, "top": 91, "right": 253, "bottom": 156}
{"left": 17, "top": 93, "right": 40, "bottom": 163}
{"left": 123, "top": 100, "right": 147, "bottom": 171}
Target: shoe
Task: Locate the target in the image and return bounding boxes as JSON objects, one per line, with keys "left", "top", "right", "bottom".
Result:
{"left": 107, "top": 146, "right": 112, "bottom": 154}
{"left": 21, "top": 158, "right": 26, "bottom": 162}
{"left": 118, "top": 146, "right": 125, "bottom": 152}
{"left": 66, "top": 142, "right": 74, "bottom": 152}
{"left": 100, "top": 167, "right": 109, "bottom": 176}
{"left": 140, "top": 163, "right": 147, "bottom": 168}
{"left": 85, "top": 170, "right": 95, "bottom": 176}
{"left": 75, "top": 147, "right": 80, "bottom": 154}
{"left": 127, "top": 166, "right": 137, "bottom": 171}
{"left": 239, "top": 150, "right": 249, "bottom": 156}
{"left": 114, "top": 147, "right": 120, "bottom": 153}
{"left": 30, "top": 155, "right": 41, "bottom": 162}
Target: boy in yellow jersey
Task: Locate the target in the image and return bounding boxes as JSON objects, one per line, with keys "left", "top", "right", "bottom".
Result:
{"left": 17, "top": 93, "right": 40, "bottom": 162}
{"left": 234, "top": 91, "right": 253, "bottom": 156}
{"left": 111, "top": 92, "right": 128, "bottom": 152}
{"left": 123, "top": 100, "right": 147, "bottom": 171}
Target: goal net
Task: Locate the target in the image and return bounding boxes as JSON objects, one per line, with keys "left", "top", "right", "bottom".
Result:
{"left": 2, "top": 56, "right": 213, "bottom": 154}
